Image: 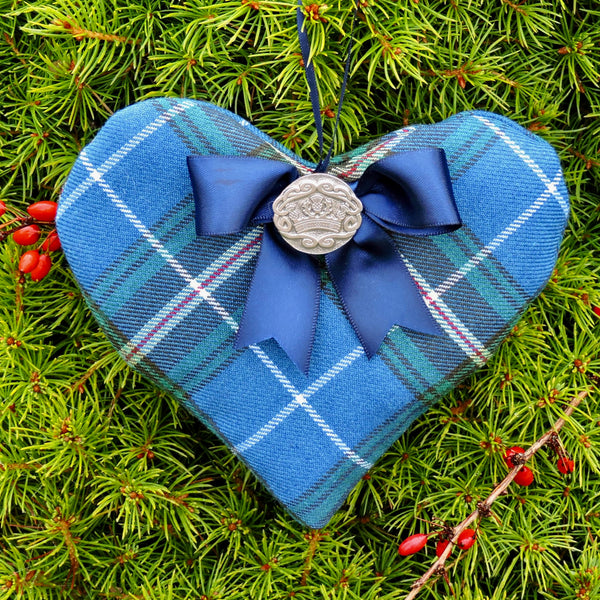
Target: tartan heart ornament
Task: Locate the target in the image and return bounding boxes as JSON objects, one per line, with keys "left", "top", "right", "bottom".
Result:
{"left": 186, "top": 150, "right": 462, "bottom": 374}
{"left": 56, "top": 98, "right": 569, "bottom": 529}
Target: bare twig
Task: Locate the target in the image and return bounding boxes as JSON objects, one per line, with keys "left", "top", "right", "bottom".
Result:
{"left": 301, "top": 530, "right": 324, "bottom": 586}
{"left": 404, "top": 388, "right": 591, "bottom": 600}
{"left": 54, "top": 19, "right": 141, "bottom": 45}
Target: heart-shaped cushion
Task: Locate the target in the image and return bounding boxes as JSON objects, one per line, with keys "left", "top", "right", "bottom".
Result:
{"left": 56, "top": 98, "right": 569, "bottom": 529}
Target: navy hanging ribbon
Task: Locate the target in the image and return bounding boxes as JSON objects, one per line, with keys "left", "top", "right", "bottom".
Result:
{"left": 296, "top": 0, "right": 358, "bottom": 172}
{"left": 186, "top": 1, "right": 461, "bottom": 373}
{"left": 187, "top": 150, "right": 461, "bottom": 374}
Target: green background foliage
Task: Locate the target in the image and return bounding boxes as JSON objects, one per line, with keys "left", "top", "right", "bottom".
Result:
{"left": 1, "top": 0, "right": 599, "bottom": 598}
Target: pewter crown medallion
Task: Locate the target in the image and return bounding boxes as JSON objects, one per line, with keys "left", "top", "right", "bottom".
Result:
{"left": 272, "top": 173, "right": 363, "bottom": 255}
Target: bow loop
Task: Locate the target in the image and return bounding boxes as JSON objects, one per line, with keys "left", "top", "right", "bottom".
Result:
{"left": 357, "top": 148, "right": 461, "bottom": 236}
{"left": 187, "top": 156, "right": 297, "bottom": 235}
{"left": 187, "top": 149, "right": 461, "bottom": 374}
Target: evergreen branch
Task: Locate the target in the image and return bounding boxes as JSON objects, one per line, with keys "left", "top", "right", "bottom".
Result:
{"left": 0, "top": 1, "right": 599, "bottom": 596}
{"left": 300, "top": 529, "right": 323, "bottom": 586}
{"left": 2, "top": 33, "right": 26, "bottom": 65}
{"left": 405, "top": 387, "right": 593, "bottom": 600}
{"left": 52, "top": 19, "right": 141, "bottom": 45}
{"left": 50, "top": 511, "right": 80, "bottom": 591}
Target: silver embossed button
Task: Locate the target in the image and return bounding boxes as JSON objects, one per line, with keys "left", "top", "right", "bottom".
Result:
{"left": 272, "top": 173, "right": 363, "bottom": 255}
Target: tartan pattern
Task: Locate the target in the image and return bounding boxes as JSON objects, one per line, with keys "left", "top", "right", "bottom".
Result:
{"left": 56, "top": 98, "right": 569, "bottom": 528}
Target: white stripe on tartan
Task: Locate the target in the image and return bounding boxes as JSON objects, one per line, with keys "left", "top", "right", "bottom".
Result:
{"left": 80, "top": 155, "right": 372, "bottom": 469}
{"left": 401, "top": 255, "right": 491, "bottom": 366}
{"left": 331, "top": 128, "right": 414, "bottom": 179}
{"left": 302, "top": 346, "right": 365, "bottom": 397}
{"left": 118, "top": 232, "right": 260, "bottom": 366}
{"left": 235, "top": 346, "right": 365, "bottom": 454}
{"left": 472, "top": 114, "right": 569, "bottom": 216}
{"left": 295, "top": 395, "right": 373, "bottom": 469}
{"left": 80, "top": 153, "right": 198, "bottom": 283}
{"left": 57, "top": 100, "right": 195, "bottom": 220}
{"left": 434, "top": 171, "right": 564, "bottom": 295}
{"left": 234, "top": 399, "right": 302, "bottom": 453}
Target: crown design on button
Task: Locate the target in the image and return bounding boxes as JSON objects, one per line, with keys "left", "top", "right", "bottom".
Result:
{"left": 272, "top": 173, "right": 363, "bottom": 255}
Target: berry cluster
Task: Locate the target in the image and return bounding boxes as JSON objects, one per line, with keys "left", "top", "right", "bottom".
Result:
{"left": 503, "top": 438, "right": 574, "bottom": 487}
{"left": 546, "top": 433, "right": 575, "bottom": 475}
{"left": 398, "top": 436, "right": 576, "bottom": 562}
{"left": 503, "top": 445, "right": 534, "bottom": 486}
{"left": 398, "top": 524, "right": 477, "bottom": 557}
{"left": 0, "top": 200, "right": 61, "bottom": 282}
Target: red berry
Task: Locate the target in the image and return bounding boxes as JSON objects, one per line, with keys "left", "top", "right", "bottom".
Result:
{"left": 514, "top": 466, "right": 534, "bottom": 486}
{"left": 41, "top": 230, "right": 61, "bottom": 252}
{"left": 504, "top": 446, "right": 526, "bottom": 468}
{"left": 19, "top": 250, "right": 40, "bottom": 273}
{"left": 0, "top": 200, "right": 6, "bottom": 217}
{"left": 593, "top": 306, "right": 600, "bottom": 317}
{"left": 12, "top": 224, "right": 41, "bottom": 246}
{"left": 27, "top": 201, "right": 58, "bottom": 222}
{"left": 398, "top": 533, "right": 428, "bottom": 556}
{"left": 557, "top": 457, "right": 575, "bottom": 474}
{"left": 436, "top": 539, "right": 452, "bottom": 557}
{"left": 29, "top": 254, "right": 52, "bottom": 281}
{"left": 457, "top": 529, "right": 477, "bottom": 550}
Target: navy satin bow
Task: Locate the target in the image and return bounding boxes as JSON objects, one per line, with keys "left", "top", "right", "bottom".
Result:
{"left": 187, "top": 149, "right": 461, "bottom": 374}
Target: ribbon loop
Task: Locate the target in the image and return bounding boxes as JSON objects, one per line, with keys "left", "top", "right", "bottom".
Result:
{"left": 187, "top": 149, "right": 461, "bottom": 375}
{"left": 356, "top": 149, "right": 461, "bottom": 235}
{"left": 187, "top": 156, "right": 297, "bottom": 235}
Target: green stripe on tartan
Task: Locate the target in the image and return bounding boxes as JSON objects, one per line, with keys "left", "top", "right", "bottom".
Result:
{"left": 329, "top": 134, "right": 393, "bottom": 166}
{"left": 380, "top": 328, "right": 443, "bottom": 392}
{"left": 290, "top": 396, "right": 428, "bottom": 516}
{"left": 290, "top": 358, "right": 480, "bottom": 516}
{"left": 443, "top": 119, "right": 495, "bottom": 175}
{"left": 91, "top": 200, "right": 194, "bottom": 306}
{"left": 378, "top": 345, "right": 428, "bottom": 396}
{"left": 292, "top": 311, "right": 524, "bottom": 517}
{"left": 81, "top": 286, "right": 194, "bottom": 406}
{"left": 205, "top": 106, "right": 269, "bottom": 157}
{"left": 454, "top": 229, "right": 529, "bottom": 307}
{"left": 166, "top": 307, "right": 243, "bottom": 388}
{"left": 165, "top": 101, "right": 238, "bottom": 156}
{"left": 431, "top": 231, "right": 528, "bottom": 319}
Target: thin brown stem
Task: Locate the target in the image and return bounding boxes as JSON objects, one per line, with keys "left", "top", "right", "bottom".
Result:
{"left": 55, "top": 19, "right": 140, "bottom": 45}
{"left": 404, "top": 388, "right": 591, "bottom": 600}
{"left": 15, "top": 272, "right": 24, "bottom": 322}
{"left": 3, "top": 33, "right": 26, "bottom": 65}
{"left": 301, "top": 530, "right": 323, "bottom": 586}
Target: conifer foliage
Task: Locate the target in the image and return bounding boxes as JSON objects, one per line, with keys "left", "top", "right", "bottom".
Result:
{"left": 1, "top": 0, "right": 599, "bottom": 598}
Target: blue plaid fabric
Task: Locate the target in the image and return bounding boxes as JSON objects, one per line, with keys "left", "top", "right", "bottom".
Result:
{"left": 56, "top": 98, "right": 569, "bottom": 528}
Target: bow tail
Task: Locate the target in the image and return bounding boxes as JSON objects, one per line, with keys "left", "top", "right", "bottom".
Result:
{"left": 235, "top": 224, "right": 321, "bottom": 375}
{"left": 325, "top": 216, "right": 442, "bottom": 358}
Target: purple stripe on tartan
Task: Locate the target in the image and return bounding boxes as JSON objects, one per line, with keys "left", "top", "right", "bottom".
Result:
{"left": 124, "top": 234, "right": 262, "bottom": 361}
{"left": 414, "top": 278, "right": 488, "bottom": 363}
{"left": 336, "top": 135, "right": 408, "bottom": 179}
